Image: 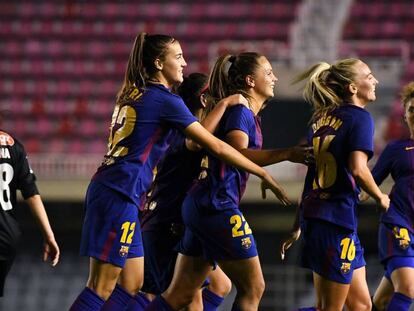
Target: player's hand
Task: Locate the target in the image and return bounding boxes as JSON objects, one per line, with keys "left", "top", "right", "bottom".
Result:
{"left": 223, "top": 94, "right": 249, "bottom": 108}
{"left": 280, "top": 229, "right": 301, "bottom": 261}
{"left": 43, "top": 236, "right": 60, "bottom": 267}
{"left": 377, "top": 193, "right": 390, "bottom": 213}
{"left": 260, "top": 174, "right": 291, "bottom": 206}
{"left": 358, "top": 191, "right": 370, "bottom": 202}
{"left": 288, "top": 146, "right": 314, "bottom": 165}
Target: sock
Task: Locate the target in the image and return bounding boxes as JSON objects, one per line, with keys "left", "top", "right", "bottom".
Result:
{"left": 126, "top": 292, "right": 151, "bottom": 311}
{"left": 144, "top": 295, "right": 174, "bottom": 311}
{"left": 202, "top": 288, "right": 224, "bottom": 311}
{"left": 101, "top": 284, "right": 134, "bottom": 311}
{"left": 69, "top": 287, "right": 105, "bottom": 311}
{"left": 295, "top": 308, "right": 317, "bottom": 311}
{"left": 386, "top": 292, "right": 413, "bottom": 311}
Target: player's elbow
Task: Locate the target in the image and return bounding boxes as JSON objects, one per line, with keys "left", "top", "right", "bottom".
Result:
{"left": 349, "top": 163, "right": 367, "bottom": 180}
{"left": 207, "top": 139, "right": 226, "bottom": 157}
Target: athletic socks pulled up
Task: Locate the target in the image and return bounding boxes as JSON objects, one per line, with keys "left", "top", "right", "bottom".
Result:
{"left": 101, "top": 284, "right": 134, "bottom": 311}
{"left": 126, "top": 292, "right": 151, "bottom": 311}
{"left": 202, "top": 288, "right": 224, "bottom": 311}
{"left": 69, "top": 287, "right": 105, "bottom": 311}
{"left": 144, "top": 295, "right": 174, "bottom": 311}
{"left": 386, "top": 292, "right": 413, "bottom": 311}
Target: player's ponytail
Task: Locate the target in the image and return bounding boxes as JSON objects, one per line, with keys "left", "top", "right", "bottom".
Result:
{"left": 116, "top": 33, "right": 176, "bottom": 103}
{"left": 294, "top": 58, "right": 361, "bottom": 120}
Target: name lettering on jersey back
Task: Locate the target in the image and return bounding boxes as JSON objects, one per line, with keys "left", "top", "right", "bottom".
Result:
{"left": 128, "top": 87, "right": 143, "bottom": 101}
{"left": 312, "top": 115, "right": 343, "bottom": 133}
{"left": 0, "top": 148, "right": 11, "bottom": 159}
{"left": 0, "top": 132, "right": 14, "bottom": 146}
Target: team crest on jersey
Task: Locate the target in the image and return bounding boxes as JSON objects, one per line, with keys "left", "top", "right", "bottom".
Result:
{"left": 119, "top": 245, "right": 129, "bottom": 257}
{"left": 340, "top": 262, "right": 351, "bottom": 274}
{"left": 393, "top": 227, "right": 411, "bottom": 250}
{"left": 399, "top": 239, "right": 410, "bottom": 250}
{"left": 241, "top": 237, "right": 252, "bottom": 250}
{"left": 0, "top": 131, "right": 14, "bottom": 146}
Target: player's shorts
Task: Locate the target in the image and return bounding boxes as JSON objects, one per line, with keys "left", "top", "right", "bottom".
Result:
{"left": 178, "top": 194, "right": 258, "bottom": 263}
{"left": 142, "top": 227, "right": 181, "bottom": 295}
{"left": 378, "top": 222, "right": 414, "bottom": 280}
{"left": 300, "top": 219, "right": 365, "bottom": 284}
{"left": 80, "top": 181, "right": 143, "bottom": 267}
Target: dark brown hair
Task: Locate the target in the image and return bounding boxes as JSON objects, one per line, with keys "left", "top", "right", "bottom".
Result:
{"left": 116, "top": 33, "right": 176, "bottom": 102}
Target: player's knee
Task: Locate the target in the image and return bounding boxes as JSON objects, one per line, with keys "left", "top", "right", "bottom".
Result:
{"left": 208, "top": 276, "right": 232, "bottom": 297}
{"left": 165, "top": 288, "right": 197, "bottom": 309}
{"left": 87, "top": 282, "right": 115, "bottom": 301}
{"left": 399, "top": 285, "right": 414, "bottom": 299}
{"left": 237, "top": 277, "right": 265, "bottom": 301}
{"left": 121, "top": 282, "right": 143, "bottom": 296}
{"left": 348, "top": 298, "right": 372, "bottom": 311}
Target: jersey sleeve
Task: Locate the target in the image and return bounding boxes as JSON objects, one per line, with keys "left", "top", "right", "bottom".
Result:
{"left": 160, "top": 96, "right": 197, "bottom": 131}
{"left": 348, "top": 111, "right": 374, "bottom": 159}
{"left": 223, "top": 105, "right": 253, "bottom": 136}
{"left": 15, "top": 141, "right": 39, "bottom": 199}
{"left": 371, "top": 143, "right": 393, "bottom": 185}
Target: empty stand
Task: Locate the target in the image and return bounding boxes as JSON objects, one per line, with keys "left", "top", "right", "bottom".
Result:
{"left": 0, "top": 1, "right": 300, "bottom": 156}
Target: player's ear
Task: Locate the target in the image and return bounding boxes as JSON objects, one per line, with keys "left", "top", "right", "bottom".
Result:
{"left": 154, "top": 59, "right": 163, "bottom": 71}
{"left": 348, "top": 83, "right": 357, "bottom": 95}
{"left": 246, "top": 75, "right": 255, "bottom": 88}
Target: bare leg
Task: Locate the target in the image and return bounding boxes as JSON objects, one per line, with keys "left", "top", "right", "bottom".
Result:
{"left": 344, "top": 266, "right": 371, "bottom": 311}
{"left": 208, "top": 265, "right": 232, "bottom": 297}
{"left": 313, "top": 272, "right": 349, "bottom": 311}
{"left": 117, "top": 257, "right": 144, "bottom": 295}
{"left": 217, "top": 256, "right": 264, "bottom": 311}
{"left": 163, "top": 253, "right": 212, "bottom": 310}
{"left": 373, "top": 277, "right": 394, "bottom": 311}
{"left": 391, "top": 267, "right": 414, "bottom": 298}
{"left": 87, "top": 257, "right": 123, "bottom": 300}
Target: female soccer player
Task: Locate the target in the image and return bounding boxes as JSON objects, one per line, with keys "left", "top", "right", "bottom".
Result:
{"left": 68, "top": 34, "right": 288, "bottom": 311}
{"left": 141, "top": 73, "right": 242, "bottom": 311}
{"left": 371, "top": 81, "right": 414, "bottom": 311}
{"left": 145, "top": 52, "right": 309, "bottom": 311}
{"left": 291, "top": 58, "right": 390, "bottom": 311}
{"left": 0, "top": 130, "right": 60, "bottom": 297}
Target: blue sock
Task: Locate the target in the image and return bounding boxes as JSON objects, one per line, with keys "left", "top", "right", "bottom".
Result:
{"left": 126, "top": 292, "right": 151, "bottom": 311}
{"left": 386, "top": 292, "right": 412, "bottom": 311}
{"left": 101, "top": 284, "right": 134, "bottom": 311}
{"left": 69, "top": 287, "right": 105, "bottom": 311}
{"left": 202, "top": 288, "right": 224, "bottom": 311}
{"left": 144, "top": 295, "right": 174, "bottom": 311}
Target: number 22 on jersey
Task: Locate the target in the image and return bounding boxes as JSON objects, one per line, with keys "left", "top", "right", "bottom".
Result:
{"left": 107, "top": 105, "right": 137, "bottom": 157}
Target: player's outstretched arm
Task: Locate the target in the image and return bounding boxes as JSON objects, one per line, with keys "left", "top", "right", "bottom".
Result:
{"left": 26, "top": 195, "right": 60, "bottom": 266}
{"left": 185, "top": 122, "right": 291, "bottom": 205}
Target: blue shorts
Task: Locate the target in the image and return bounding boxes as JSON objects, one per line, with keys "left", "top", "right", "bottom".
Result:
{"left": 80, "top": 181, "right": 144, "bottom": 267}
{"left": 178, "top": 194, "right": 258, "bottom": 263}
{"left": 378, "top": 222, "right": 414, "bottom": 263}
{"left": 384, "top": 257, "right": 414, "bottom": 280}
{"left": 142, "top": 227, "right": 181, "bottom": 295}
{"left": 301, "top": 219, "right": 365, "bottom": 284}
{"left": 378, "top": 222, "right": 414, "bottom": 280}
